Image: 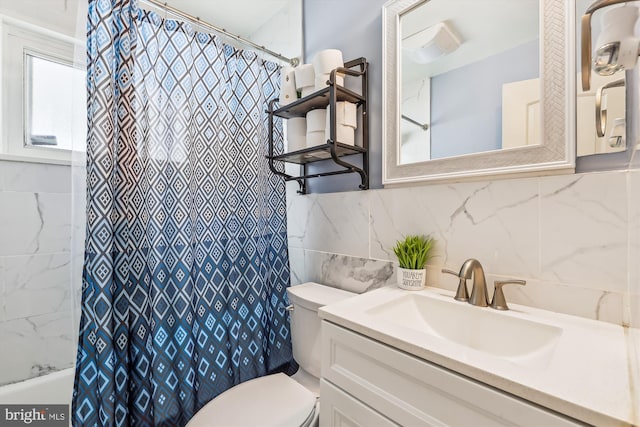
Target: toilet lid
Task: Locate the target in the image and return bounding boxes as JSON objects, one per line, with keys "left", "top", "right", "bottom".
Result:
{"left": 186, "top": 373, "right": 316, "bottom": 427}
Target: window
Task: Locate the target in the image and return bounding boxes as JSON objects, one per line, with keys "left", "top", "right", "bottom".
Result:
{"left": 25, "top": 53, "right": 86, "bottom": 152}
{"left": 1, "top": 17, "right": 86, "bottom": 164}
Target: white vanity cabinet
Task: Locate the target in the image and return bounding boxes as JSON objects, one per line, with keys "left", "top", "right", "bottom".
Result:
{"left": 320, "top": 321, "right": 584, "bottom": 427}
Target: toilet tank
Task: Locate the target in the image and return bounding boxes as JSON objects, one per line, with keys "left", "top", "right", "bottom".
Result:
{"left": 286, "top": 283, "right": 355, "bottom": 378}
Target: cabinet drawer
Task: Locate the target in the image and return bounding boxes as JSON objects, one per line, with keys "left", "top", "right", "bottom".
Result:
{"left": 321, "top": 321, "right": 582, "bottom": 427}
{"left": 320, "top": 379, "right": 399, "bottom": 427}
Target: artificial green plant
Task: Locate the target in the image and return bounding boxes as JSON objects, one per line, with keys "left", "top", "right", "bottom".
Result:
{"left": 392, "top": 234, "right": 435, "bottom": 270}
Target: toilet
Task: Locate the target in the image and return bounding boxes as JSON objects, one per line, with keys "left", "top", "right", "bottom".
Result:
{"left": 187, "top": 282, "right": 355, "bottom": 427}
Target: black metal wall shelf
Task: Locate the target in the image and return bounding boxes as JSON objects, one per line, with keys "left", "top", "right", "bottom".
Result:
{"left": 272, "top": 86, "right": 365, "bottom": 119}
{"left": 272, "top": 142, "right": 366, "bottom": 165}
{"left": 267, "top": 57, "right": 369, "bottom": 195}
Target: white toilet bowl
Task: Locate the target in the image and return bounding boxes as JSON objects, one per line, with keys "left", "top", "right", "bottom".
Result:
{"left": 186, "top": 283, "right": 355, "bottom": 427}
{"left": 186, "top": 372, "right": 318, "bottom": 427}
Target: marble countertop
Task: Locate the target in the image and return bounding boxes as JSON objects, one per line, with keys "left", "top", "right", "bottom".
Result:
{"left": 318, "top": 286, "right": 638, "bottom": 426}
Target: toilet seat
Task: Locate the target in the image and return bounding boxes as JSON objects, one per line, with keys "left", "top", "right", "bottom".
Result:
{"left": 186, "top": 373, "right": 317, "bottom": 427}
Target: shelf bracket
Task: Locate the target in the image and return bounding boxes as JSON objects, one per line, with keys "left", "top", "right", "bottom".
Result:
{"left": 327, "top": 141, "right": 369, "bottom": 190}
{"left": 267, "top": 98, "right": 306, "bottom": 193}
{"left": 296, "top": 168, "right": 307, "bottom": 195}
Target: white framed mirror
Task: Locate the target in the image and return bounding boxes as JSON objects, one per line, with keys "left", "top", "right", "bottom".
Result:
{"left": 382, "top": 0, "right": 576, "bottom": 185}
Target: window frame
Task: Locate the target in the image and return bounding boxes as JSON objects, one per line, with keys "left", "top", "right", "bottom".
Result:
{"left": 1, "top": 16, "right": 85, "bottom": 164}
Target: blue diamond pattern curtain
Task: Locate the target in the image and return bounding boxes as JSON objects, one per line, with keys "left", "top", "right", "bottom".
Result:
{"left": 73, "top": 1, "right": 292, "bottom": 425}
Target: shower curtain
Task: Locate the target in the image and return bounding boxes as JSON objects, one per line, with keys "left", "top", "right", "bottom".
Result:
{"left": 73, "top": 1, "right": 292, "bottom": 425}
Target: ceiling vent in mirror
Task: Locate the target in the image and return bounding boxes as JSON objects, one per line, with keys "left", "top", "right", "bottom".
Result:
{"left": 403, "top": 21, "right": 462, "bottom": 64}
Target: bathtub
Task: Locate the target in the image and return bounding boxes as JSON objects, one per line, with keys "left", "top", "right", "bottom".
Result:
{"left": 0, "top": 368, "right": 74, "bottom": 405}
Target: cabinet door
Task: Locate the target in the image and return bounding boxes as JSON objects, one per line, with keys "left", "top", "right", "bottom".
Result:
{"left": 322, "top": 321, "right": 584, "bottom": 427}
{"left": 320, "top": 379, "right": 399, "bottom": 427}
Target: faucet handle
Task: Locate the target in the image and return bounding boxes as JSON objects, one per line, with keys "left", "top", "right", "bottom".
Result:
{"left": 442, "top": 268, "right": 469, "bottom": 302}
{"left": 490, "top": 279, "right": 526, "bottom": 310}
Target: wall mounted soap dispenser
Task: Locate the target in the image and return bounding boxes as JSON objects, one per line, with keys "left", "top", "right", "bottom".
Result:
{"left": 581, "top": 0, "right": 640, "bottom": 92}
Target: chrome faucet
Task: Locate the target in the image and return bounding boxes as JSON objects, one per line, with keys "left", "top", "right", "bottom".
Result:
{"left": 460, "top": 259, "right": 489, "bottom": 307}
{"left": 442, "top": 258, "right": 488, "bottom": 307}
{"left": 490, "top": 279, "right": 526, "bottom": 310}
{"left": 443, "top": 259, "right": 527, "bottom": 310}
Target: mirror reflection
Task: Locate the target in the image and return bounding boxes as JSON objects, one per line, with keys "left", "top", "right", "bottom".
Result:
{"left": 399, "top": 0, "right": 631, "bottom": 166}
{"left": 400, "top": 0, "right": 540, "bottom": 165}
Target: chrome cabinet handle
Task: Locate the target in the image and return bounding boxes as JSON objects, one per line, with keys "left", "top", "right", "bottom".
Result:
{"left": 490, "top": 280, "right": 526, "bottom": 311}
{"left": 442, "top": 268, "right": 469, "bottom": 302}
{"left": 285, "top": 304, "right": 294, "bottom": 312}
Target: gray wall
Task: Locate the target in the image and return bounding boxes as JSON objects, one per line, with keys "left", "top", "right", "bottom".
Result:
{"left": 303, "top": 0, "right": 386, "bottom": 192}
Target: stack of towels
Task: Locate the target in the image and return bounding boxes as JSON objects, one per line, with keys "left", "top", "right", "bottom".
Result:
{"left": 281, "top": 49, "right": 358, "bottom": 152}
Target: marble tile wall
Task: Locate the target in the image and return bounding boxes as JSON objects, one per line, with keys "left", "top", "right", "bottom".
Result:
{"left": 2, "top": 159, "right": 637, "bottom": 389}
{"left": 287, "top": 169, "right": 640, "bottom": 327}
{"left": 628, "top": 171, "right": 640, "bottom": 415}
{"left": 0, "top": 160, "right": 77, "bottom": 386}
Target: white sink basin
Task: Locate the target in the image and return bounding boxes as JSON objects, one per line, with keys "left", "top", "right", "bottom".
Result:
{"left": 366, "top": 293, "right": 562, "bottom": 361}
{"left": 319, "top": 286, "right": 634, "bottom": 426}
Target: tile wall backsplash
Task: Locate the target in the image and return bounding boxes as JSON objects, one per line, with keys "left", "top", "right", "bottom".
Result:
{"left": 287, "top": 169, "right": 640, "bottom": 327}
{"left": 1, "top": 159, "right": 638, "bottom": 386}
{"left": 0, "top": 160, "right": 78, "bottom": 386}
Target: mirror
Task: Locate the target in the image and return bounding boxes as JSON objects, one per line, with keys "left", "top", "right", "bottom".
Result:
{"left": 400, "top": 0, "right": 540, "bottom": 164}
{"left": 383, "top": 0, "right": 575, "bottom": 184}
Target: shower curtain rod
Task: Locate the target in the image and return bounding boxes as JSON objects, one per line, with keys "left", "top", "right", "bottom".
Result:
{"left": 139, "top": 0, "right": 299, "bottom": 66}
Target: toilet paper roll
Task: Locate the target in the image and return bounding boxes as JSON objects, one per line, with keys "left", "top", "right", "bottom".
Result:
{"left": 306, "top": 130, "right": 326, "bottom": 147}
{"left": 282, "top": 66, "right": 296, "bottom": 86}
{"left": 342, "top": 102, "right": 358, "bottom": 128}
{"left": 286, "top": 118, "right": 307, "bottom": 152}
{"left": 279, "top": 66, "right": 297, "bottom": 106}
{"left": 300, "top": 86, "right": 316, "bottom": 98}
{"left": 314, "top": 73, "right": 345, "bottom": 90}
{"left": 306, "top": 109, "right": 327, "bottom": 133}
{"left": 334, "top": 125, "right": 355, "bottom": 145}
{"left": 328, "top": 102, "right": 357, "bottom": 128}
{"left": 294, "top": 64, "right": 315, "bottom": 89}
{"left": 312, "top": 49, "right": 344, "bottom": 75}
{"left": 325, "top": 108, "right": 356, "bottom": 145}
{"left": 287, "top": 117, "right": 307, "bottom": 137}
